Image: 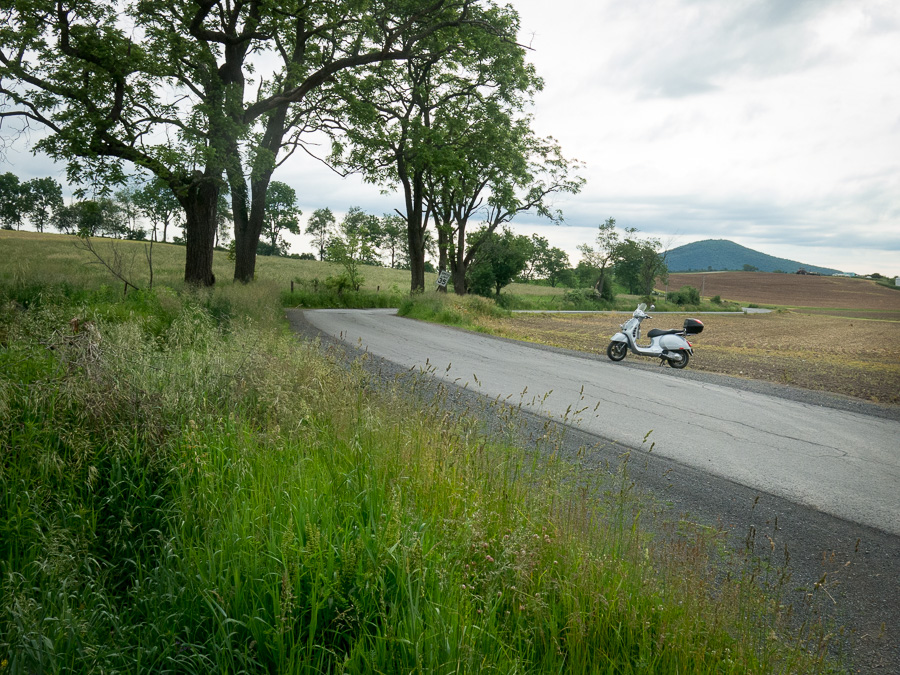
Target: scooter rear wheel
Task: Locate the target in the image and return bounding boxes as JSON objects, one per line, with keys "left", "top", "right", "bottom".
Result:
{"left": 607, "top": 342, "right": 627, "bottom": 361}
{"left": 667, "top": 351, "right": 690, "bottom": 369}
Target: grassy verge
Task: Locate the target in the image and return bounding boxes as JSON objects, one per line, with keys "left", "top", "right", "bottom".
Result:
{"left": 0, "top": 273, "right": 846, "bottom": 673}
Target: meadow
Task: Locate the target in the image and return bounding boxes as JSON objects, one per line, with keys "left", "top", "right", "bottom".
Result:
{"left": 0, "top": 231, "right": 849, "bottom": 672}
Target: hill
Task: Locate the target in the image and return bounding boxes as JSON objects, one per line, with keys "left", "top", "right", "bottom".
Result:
{"left": 664, "top": 239, "right": 843, "bottom": 275}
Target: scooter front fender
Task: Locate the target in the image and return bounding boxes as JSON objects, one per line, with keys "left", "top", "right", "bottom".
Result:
{"left": 610, "top": 332, "right": 628, "bottom": 343}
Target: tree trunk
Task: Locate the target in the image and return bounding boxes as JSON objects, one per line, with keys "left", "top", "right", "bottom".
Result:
{"left": 231, "top": 102, "right": 286, "bottom": 282}
{"left": 233, "top": 175, "right": 271, "bottom": 280}
{"left": 451, "top": 219, "right": 471, "bottom": 295}
{"left": 181, "top": 177, "right": 219, "bottom": 286}
{"left": 408, "top": 218, "right": 426, "bottom": 292}
{"left": 398, "top": 157, "right": 429, "bottom": 292}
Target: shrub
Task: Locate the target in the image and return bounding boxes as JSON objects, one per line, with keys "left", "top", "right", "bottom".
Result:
{"left": 669, "top": 285, "right": 701, "bottom": 306}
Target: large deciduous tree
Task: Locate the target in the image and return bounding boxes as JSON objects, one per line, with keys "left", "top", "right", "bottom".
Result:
{"left": 328, "top": 4, "right": 530, "bottom": 291}
{"left": 0, "top": 0, "right": 500, "bottom": 285}
{"left": 440, "top": 130, "right": 584, "bottom": 295}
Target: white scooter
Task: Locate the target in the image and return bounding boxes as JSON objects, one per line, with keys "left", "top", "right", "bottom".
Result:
{"left": 606, "top": 303, "right": 703, "bottom": 369}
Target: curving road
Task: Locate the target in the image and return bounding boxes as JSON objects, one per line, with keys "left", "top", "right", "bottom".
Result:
{"left": 301, "top": 308, "right": 900, "bottom": 537}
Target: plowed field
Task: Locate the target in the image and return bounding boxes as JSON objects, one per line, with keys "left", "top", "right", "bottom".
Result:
{"left": 664, "top": 272, "right": 900, "bottom": 311}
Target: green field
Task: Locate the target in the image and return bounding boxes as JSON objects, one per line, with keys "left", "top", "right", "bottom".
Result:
{"left": 0, "top": 231, "right": 846, "bottom": 673}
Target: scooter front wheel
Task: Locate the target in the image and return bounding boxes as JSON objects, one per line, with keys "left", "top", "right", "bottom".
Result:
{"left": 607, "top": 341, "right": 627, "bottom": 361}
{"left": 667, "top": 351, "right": 690, "bottom": 369}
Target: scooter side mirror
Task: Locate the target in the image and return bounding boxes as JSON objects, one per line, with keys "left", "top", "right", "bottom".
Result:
{"left": 650, "top": 304, "right": 655, "bottom": 310}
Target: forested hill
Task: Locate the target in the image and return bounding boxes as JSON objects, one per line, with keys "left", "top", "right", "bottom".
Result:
{"left": 664, "top": 239, "right": 844, "bottom": 275}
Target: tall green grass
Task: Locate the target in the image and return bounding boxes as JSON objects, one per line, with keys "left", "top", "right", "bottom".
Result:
{"left": 1, "top": 276, "right": 844, "bottom": 671}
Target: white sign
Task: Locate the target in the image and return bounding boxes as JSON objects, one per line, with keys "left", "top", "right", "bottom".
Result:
{"left": 436, "top": 270, "right": 452, "bottom": 288}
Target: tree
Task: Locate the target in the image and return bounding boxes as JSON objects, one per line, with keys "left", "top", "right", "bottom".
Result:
{"left": 214, "top": 2, "right": 508, "bottom": 283}
{"left": 261, "top": 181, "right": 301, "bottom": 256}
{"left": 452, "top": 135, "right": 582, "bottom": 298}
{"left": 0, "top": 172, "right": 23, "bottom": 230}
{"left": 52, "top": 202, "right": 79, "bottom": 235}
{"left": 335, "top": 207, "right": 383, "bottom": 265}
{"left": 613, "top": 230, "right": 668, "bottom": 299}
{"left": 134, "top": 177, "right": 182, "bottom": 244}
{"left": 530, "top": 236, "right": 570, "bottom": 287}
{"left": 0, "top": 0, "right": 495, "bottom": 286}
{"left": 329, "top": 4, "right": 532, "bottom": 292}
{"left": 576, "top": 218, "right": 621, "bottom": 298}
{"left": 22, "top": 177, "right": 64, "bottom": 232}
{"left": 115, "top": 181, "right": 146, "bottom": 240}
{"left": 324, "top": 208, "right": 376, "bottom": 291}
{"left": 379, "top": 214, "right": 407, "bottom": 269}
{"left": 466, "top": 226, "right": 530, "bottom": 297}
{"left": 305, "top": 208, "right": 336, "bottom": 262}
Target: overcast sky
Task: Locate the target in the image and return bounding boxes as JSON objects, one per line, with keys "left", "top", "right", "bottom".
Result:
{"left": 5, "top": 0, "right": 899, "bottom": 274}
{"left": 507, "top": 0, "right": 900, "bottom": 274}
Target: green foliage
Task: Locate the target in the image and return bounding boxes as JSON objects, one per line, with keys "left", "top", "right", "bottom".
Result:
{"left": 305, "top": 208, "right": 336, "bottom": 262}
{"left": 323, "top": 207, "right": 379, "bottom": 291}
{"left": 612, "top": 230, "right": 668, "bottom": 299}
{"left": 668, "top": 285, "right": 702, "bottom": 306}
{"left": 262, "top": 181, "right": 302, "bottom": 256}
{"left": 0, "top": 256, "right": 845, "bottom": 673}
{"left": 51, "top": 198, "right": 127, "bottom": 237}
{"left": 467, "top": 227, "right": 532, "bottom": 297}
{"left": 562, "top": 286, "right": 613, "bottom": 308}
{"left": 521, "top": 234, "right": 570, "bottom": 286}
{"left": 0, "top": 172, "right": 24, "bottom": 229}
{"left": 133, "top": 176, "right": 182, "bottom": 244}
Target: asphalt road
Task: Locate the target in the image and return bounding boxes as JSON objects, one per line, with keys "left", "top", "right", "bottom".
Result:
{"left": 292, "top": 307, "right": 900, "bottom": 673}
{"left": 302, "top": 308, "right": 899, "bottom": 536}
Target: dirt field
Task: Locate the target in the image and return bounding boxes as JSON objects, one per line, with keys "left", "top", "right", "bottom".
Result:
{"left": 479, "top": 311, "right": 900, "bottom": 405}
{"left": 664, "top": 271, "right": 900, "bottom": 311}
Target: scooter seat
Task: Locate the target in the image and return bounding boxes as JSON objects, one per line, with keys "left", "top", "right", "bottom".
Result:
{"left": 647, "top": 328, "right": 683, "bottom": 338}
